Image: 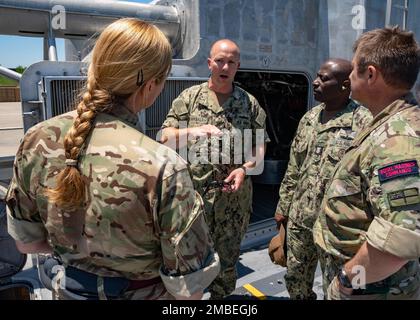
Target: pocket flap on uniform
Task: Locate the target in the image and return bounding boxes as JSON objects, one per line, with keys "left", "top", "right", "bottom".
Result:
{"left": 254, "top": 110, "right": 266, "bottom": 127}
{"left": 172, "top": 99, "right": 189, "bottom": 117}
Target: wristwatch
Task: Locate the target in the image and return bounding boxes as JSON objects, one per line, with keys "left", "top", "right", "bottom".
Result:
{"left": 338, "top": 268, "right": 353, "bottom": 289}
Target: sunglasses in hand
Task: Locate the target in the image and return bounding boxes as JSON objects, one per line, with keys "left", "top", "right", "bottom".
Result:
{"left": 203, "top": 180, "right": 233, "bottom": 196}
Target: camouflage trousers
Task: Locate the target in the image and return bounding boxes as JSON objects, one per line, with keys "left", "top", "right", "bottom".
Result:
{"left": 202, "top": 179, "right": 252, "bottom": 300}
{"left": 316, "top": 244, "right": 336, "bottom": 298}
{"left": 284, "top": 219, "right": 319, "bottom": 300}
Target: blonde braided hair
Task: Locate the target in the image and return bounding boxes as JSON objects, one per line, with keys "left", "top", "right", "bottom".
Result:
{"left": 46, "top": 18, "right": 172, "bottom": 208}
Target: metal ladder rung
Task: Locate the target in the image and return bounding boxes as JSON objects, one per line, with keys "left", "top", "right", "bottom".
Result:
{"left": 386, "top": 0, "right": 409, "bottom": 30}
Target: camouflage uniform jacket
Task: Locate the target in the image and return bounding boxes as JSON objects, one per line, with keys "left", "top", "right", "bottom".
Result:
{"left": 275, "top": 100, "right": 372, "bottom": 228}
{"left": 6, "top": 106, "right": 220, "bottom": 298}
{"left": 162, "top": 82, "right": 270, "bottom": 203}
{"left": 315, "top": 94, "right": 420, "bottom": 285}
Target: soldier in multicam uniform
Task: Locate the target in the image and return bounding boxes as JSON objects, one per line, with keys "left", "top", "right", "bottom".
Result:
{"left": 5, "top": 18, "right": 220, "bottom": 300}
{"left": 274, "top": 59, "right": 372, "bottom": 299}
{"left": 161, "top": 39, "right": 270, "bottom": 299}
{"left": 315, "top": 27, "right": 420, "bottom": 300}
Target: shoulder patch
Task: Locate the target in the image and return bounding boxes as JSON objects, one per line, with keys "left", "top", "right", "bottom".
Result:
{"left": 172, "top": 98, "right": 189, "bottom": 117}
{"left": 254, "top": 109, "right": 266, "bottom": 127}
{"left": 387, "top": 188, "right": 420, "bottom": 208}
{"left": 378, "top": 160, "right": 419, "bottom": 184}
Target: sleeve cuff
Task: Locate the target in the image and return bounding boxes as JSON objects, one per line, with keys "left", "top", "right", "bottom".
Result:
{"left": 313, "top": 218, "right": 327, "bottom": 251}
{"left": 159, "top": 251, "right": 220, "bottom": 298}
{"left": 6, "top": 207, "right": 47, "bottom": 243}
{"left": 366, "top": 217, "right": 420, "bottom": 260}
{"left": 161, "top": 120, "right": 180, "bottom": 130}
{"left": 275, "top": 201, "right": 289, "bottom": 217}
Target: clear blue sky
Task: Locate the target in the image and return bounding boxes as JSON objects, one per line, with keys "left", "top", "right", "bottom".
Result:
{"left": 0, "top": 0, "right": 150, "bottom": 68}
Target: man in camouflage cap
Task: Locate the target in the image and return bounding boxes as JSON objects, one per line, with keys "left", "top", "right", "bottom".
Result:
{"left": 161, "top": 39, "right": 270, "bottom": 299}
{"left": 275, "top": 59, "right": 372, "bottom": 299}
{"left": 315, "top": 27, "right": 420, "bottom": 300}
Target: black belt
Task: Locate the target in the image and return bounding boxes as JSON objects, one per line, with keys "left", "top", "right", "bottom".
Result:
{"left": 351, "top": 280, "right": 390, "bottom": 295}
{"left": 42, "top": 258, "right": 161, "bottom": 299}
{"left": 349, "top": 274, "right": 419, "bottom": 296}
{"left": 126, "top": 276, "right": 162, "bottom": 291}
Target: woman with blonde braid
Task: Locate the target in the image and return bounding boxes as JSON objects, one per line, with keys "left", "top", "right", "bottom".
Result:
{"left": 5, "top": 18, "right": 219, "bottom": 300}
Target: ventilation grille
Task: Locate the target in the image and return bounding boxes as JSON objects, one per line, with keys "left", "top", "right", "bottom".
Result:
{"left": 45, "top": 77, "right": 206, "bottom": 139}
{"left": 145, "top": 79, "right": 205, "bottom": 139}
{"left": 49, "top": 79, "right": 85, "bottom": 117}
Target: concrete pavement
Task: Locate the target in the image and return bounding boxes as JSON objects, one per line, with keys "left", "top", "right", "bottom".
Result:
{"left": 0, "top": 101, "right": 23, "bottom": 158}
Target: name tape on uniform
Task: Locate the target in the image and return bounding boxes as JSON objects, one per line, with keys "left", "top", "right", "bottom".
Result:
{"left": 378, "top": 160, "right": 419, "bottom": 184}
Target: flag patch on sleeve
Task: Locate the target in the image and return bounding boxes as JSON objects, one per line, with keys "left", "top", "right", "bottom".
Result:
{"left": 378, "top": 160, "right": 419, "bottom": 183}
{"left": 387, "top": 188, "right": 420, "bottom": 207}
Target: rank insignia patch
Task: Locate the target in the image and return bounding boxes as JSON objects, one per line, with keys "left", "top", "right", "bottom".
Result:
{"left": 378, "top": 160, "right": 419, "bottom": 183}
{"left": 387, "top": 188, "right": 420, "bottom": 208}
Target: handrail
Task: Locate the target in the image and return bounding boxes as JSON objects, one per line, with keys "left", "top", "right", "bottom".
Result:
{"left": 0, "top": 66, "right": 21, "bottom": 81}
